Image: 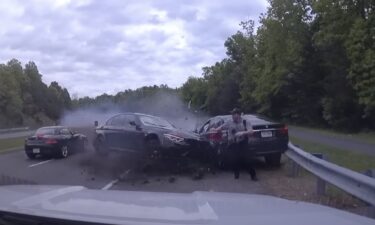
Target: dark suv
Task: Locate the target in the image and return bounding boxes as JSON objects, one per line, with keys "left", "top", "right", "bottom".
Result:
{"left": 93, "top": 113, "right": 201, "bottom": 157}
{"left": 197, "top": 114, "right": 288, "bottom": 166}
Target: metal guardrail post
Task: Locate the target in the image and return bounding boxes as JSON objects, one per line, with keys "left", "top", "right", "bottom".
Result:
{"left": 312, "top": 153, "right": 328, "bottom": 196}
{"left": 288, "top": 159, "right": 300, "bottom": 177}
{"left": 363, "top": 169, "right": 375, "bottom": 218}
{"left": 286, "top": 143, "right": 375, "bottom": 206}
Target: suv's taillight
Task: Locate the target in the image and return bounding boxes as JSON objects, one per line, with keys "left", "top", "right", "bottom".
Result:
{"left": 279, "top": 125, "right": 288, "bottom": 135}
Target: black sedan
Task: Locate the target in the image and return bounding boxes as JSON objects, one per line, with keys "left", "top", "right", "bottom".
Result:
{"left": 24, "top": 126, "right": 87, "bottom": 159}
{"left": 197, "top": 114, "right": 289, "bottom": 166}
{"left": 93, "top": 113, "right": 201, "bottom": 158}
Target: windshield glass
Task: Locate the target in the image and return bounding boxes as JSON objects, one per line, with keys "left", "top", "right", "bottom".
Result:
{"left": 139, "top": 116, "right": 174, "bottom": 129}
{"left": 35, "top": 128, "right": 57, "bottom": 135}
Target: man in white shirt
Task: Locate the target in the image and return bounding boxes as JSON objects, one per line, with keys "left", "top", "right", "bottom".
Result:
{"left": 217, "top": 108, "right": 258, "bottom": 180}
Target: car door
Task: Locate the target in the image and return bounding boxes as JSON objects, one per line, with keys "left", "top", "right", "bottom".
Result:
{"left": 60, "top": 128, "right": 73, "bottom": 148}
{"left": 104, "top": 115, "right": 124, "bottom": 151}
{"left": 118, "top": 114, "right": 145, "bottom": 152}
{"left": 198, "top": 120, "right": 211, "bottom": 141}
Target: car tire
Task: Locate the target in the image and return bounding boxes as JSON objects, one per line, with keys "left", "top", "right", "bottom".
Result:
{"left": 26, "top": 152, "right": 36, "bottom": 159}
{"left": 265, "top": 153, "right": 281, "bottom": 167}
{"left": 145, "top": 138, "right": 161, "bottom": 159}
{"left": 95, "top": 137, "right": 108, "bottom": 156}
{"left": 57, "top": 145, "right": 69, "bottom": 159}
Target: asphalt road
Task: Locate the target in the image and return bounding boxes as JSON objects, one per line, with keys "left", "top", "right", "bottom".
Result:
{"left": 0, "top": 130, "right": 35, "bottom": 140}
{"left": 289, "top": 127, "right": 375, "bottom": 156}
{"left": 0, "top": 147, "right": 274, "bottom": 194}
{"left": 0, "top": 147, "right": 368, "bottom": 218}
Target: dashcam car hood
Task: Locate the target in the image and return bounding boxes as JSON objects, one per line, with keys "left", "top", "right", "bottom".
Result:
{"left": 0, "top": 185, "right": 373, "bottom": 225}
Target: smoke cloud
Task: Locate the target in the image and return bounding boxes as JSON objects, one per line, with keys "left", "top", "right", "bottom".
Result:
{"left": 60, "top": 92, "right": 208, "bottom": 131}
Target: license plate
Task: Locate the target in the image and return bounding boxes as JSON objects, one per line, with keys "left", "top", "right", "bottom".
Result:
{"left": 32, "top": 148, "right": 40, "bottom": 153}
{"left": 261, "top": 131, "right": 273, "bottom": 138}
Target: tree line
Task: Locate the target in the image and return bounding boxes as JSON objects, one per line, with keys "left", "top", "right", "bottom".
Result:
{"left": 0, "top": 59, "right": 71, "bottom": 128}
{"left": 181, "top": 0, "right": 375, "bottom": 131}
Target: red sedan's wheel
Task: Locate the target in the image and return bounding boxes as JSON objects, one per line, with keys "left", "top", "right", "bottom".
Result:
{"left": 58, "top": 145, "right": 69, "bottom": 159}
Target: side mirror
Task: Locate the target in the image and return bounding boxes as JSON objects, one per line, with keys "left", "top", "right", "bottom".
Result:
{"left": 94, "top": 121, "right": 98, "bottom": 127}
{"left": 129, "top": 121, "right": 136, "bottom": 126}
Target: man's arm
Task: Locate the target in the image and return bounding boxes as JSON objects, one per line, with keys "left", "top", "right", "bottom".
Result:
{"left": 235, "top": 120, "right": 253, "bottom": 137}
{"left": 212, "top": 121, "right": 229, "bottom": 132}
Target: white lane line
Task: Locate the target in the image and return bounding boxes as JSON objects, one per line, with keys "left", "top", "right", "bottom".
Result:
{"left": 28, "top": 159, "right": 54, "bottom": 168}
{"left": 102, "top": 179, "right": 119, "bottom": 190}
{"left": 101, "top": 169, "right": 131, "bottom": 190}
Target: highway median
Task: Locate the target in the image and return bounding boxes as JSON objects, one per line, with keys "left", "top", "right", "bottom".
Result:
{"left": 0, "top": 137, "right": 25, "bottom": 154}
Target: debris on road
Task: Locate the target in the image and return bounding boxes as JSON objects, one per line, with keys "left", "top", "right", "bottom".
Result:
{"left": 192, "top": 168, "right": 205, "bottom": 180}
{"left": 142, "top": 180, "right": 150, "bottom": 184}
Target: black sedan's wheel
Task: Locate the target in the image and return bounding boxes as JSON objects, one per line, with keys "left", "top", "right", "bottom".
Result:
{"left": 57, "top": 145, "right": 69, "bottom": 159}
{"left": 25, "top": 152, "right": 36, "bottom": 159}
{"left": 265, "top": 153, "right": 281, "bottom": 166}
{"left": 145, "top": 138, "right": 161, "bottom": 159}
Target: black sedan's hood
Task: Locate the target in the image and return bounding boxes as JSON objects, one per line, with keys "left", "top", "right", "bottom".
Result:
{"left": 146, "top": 125, "right": 200, "bottom": 140}
{"left": 168, "top": 128, "right": 200, "bottom": 140}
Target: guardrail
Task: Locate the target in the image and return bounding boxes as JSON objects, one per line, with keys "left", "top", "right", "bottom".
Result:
{"left": 286, "top": 142, "right": 375, "bottom": 206}
{"left": 0, "top": 127, "right": 29, "bottom": 134}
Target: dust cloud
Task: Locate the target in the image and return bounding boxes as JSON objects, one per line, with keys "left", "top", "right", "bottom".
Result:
{"left": 60, "top": 92, "right": 208, "bottom": 131}
{"left": 60, "top": 92, "right": 210, "bottom": 181}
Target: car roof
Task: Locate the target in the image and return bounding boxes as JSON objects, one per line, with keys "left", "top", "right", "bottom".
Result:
{"left": 211, "top": 114, "right": 278, "bottom": 125}
{"left": 38, "top": 126, "right": 66, "bottom": 130}
{"left": 110, "top": 112, "right": 162, "bottom": 118}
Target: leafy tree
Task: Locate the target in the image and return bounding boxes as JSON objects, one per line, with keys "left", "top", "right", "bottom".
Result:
{"left": 0, "top": 59, "right": 72, "bottom": 128}
{"left": 181, "top": 76, "right": 208, "bottom": 109}
{"left": 345, "top": 11, "right": 375, "bottom": 126}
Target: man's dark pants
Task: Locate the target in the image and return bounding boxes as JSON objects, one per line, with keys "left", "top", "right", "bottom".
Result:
{"left": 228, "top": 140, "right": 257, "bottom": 179}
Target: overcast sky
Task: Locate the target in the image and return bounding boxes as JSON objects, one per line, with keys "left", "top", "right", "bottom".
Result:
{"left": 0, "top": 0, "right": 268, "bottom": 97}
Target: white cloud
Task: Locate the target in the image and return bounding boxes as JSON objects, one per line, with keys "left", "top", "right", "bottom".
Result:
{"left": 0, "top": 0, "right": 268, "bottom": 97}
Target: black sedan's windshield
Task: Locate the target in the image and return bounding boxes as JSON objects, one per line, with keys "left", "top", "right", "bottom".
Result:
{"left": 139, "top": 116, "right": 174, "bottom": 129}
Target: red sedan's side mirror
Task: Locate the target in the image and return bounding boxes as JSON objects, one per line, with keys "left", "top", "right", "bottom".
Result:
{"left": 94, "top": 121, "right": 98, "bottom": 127}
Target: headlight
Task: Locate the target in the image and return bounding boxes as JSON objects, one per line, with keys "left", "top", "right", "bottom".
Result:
{"left": 164, "top": 134, "right": 186, "bottom": 145}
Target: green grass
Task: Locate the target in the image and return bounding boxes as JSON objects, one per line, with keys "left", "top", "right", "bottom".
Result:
{"left": 290, "top": 136, "right": 375, "bottom": 172}
{"left": 290, "top": 125, "right": 375, "bottom": 145}
{"left": 0, "top": 137, "right": 25, "bottom": 153}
